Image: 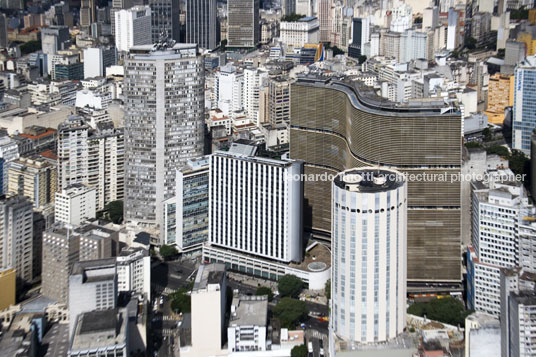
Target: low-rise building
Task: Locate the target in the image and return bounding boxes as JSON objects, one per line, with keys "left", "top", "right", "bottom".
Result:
{"left": 228, "top": 295, "right": 269, "bottom": 352}
{"left": 69, "top": 308, "right": 128, "bottom": 357}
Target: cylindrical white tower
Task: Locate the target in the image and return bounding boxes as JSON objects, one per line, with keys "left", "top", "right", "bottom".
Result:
{"left": 331, "top": 168, "right": 407, "bottom": 343}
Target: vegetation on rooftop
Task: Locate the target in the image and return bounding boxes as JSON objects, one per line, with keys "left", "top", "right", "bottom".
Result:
{"left": 407, "top": 297, "right": 473, "bottom": 327}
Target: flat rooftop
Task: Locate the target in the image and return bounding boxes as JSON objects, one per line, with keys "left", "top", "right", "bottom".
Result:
{"left": 192, "top": 263, "right": 226, "bottom": 291}
{"left": 229, "top": 295, "right": 268, "bottom": 327}
{"left": 70, "top": 308, "right": 127, "bottom": 353}
{"left": 334, "top": 168, "right": 405, "bottom": 193}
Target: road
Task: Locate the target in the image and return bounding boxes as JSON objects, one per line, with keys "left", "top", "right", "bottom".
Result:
{"left": 149, "top": 257, "right": 199, "bottom": 356}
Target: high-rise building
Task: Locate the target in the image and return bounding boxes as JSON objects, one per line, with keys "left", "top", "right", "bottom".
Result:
{"left": 57, "top": 116, "right": 124, "bottom": 210}
{"left": 0, "top": 14, "right": 8, "bottom": 49}
{"left": 114, "top": 6, "right": 152, "bottom": 53}
{"left": 42, "top": 226, "right": 80, "bottom": 304}
{"left": 295, "top": 0, "right": 312, "bottom": 17}
{"left": 467, "top": 169, "right": 532, "bottom": 317}
{"left": 500, "top": 267, "right": 536, "bottom": 357}
{"left": 331, "top": 168, "right": 407, "bottom": 343}
{"left": 280, "top": 16, "right": 319, "bottom": 50}
{"left": 41, "top": 26, "right": 71, "bottom": 75}
{"left": 42, "top": 223, "right": 115, "bottom": 305}
{"left": 124, "top": 43, "right": 204, "bottom": 233}
{"left": 290, "top": 76, "right": 462, "bottom": 282}
{"left": 148, "top": 0, "right": 180, "bottom": 43}
{"left": 269, "top": 77, "right": 291, "bottom": 126}
{"left": 318, "top": 0, "right": 332, "bottom": 43}
{"left": 215, "top": 64, "right": 243, "bottom": 115}
{"left": 83, "top": 47, "right": 117, "bottom": 79}
{"left": 208, "top": 147, "right": 303, "bottom": 263}
{"left": 80, "top": 0, "right": 95, "bottom": 27}
{"left": 190, "top": 263, "right": 227, "bottom": 356}
{"left": 243, "top": 67, "right": 268, "bottom": 122}
{"left": 164, "top": 156, "right": 209, "bottom": 251}
{"left": 348, "top": 17, "right": 369, "bottom": 58}
{"left": 513, "top": 56, "right": 536, "bottom": 156}
{"left": 186, "top": 0, "right": 218, "bottom": 50}
{"left": 116, "top": 247, "right": 151, "bottom": 300}
{"left": 7, "top": 157, "right": 57, "bottom": 209}
{"left": 227, "top": 0, "right": 260, "bottom": 48}
{"left": 447, "top": 7, "right": 458, "bottom": 50}
{"left": 86, "top": 124, "right": 124, "bottom": 210}
{"left": 281, "top": 0, "right": 295, "bottom": 16}
{"left": 69, "top": 258, "right": 117, "bottom": 336}
{"left": 0, "top": 196, "right": 34, "bottom": 286}
{"left": 58, "top": 116, "right": 89, "bottom": 190}
{"left": 0, "top": 136, "right": 20, "bottom": 195}
{"left": 55, "top": 184, "right": 97, "bottom": 226}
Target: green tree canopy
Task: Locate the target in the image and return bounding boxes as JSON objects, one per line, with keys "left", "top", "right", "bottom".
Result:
{"left": 281, "top": 14, "right": 306, "bottom": 22}
{"left": 256, "top": 286, "right": 273, "bottom": 301}
{"left": 170, "top": 287, "right": 191, "bottom": 313}
{"left": 274, "top": 297, "right": 308, "bottom": 329}
{"left": 407, "top": 297, "right": 472, "bottom": 327}
{"left": 291, "top": 344, "right": 307, "bottom": 357}
{"left": 20, "top": 40, "right": 41, "bottom": 55}
{"left": 98, "top": 200, "right": 123, "bottom": 224}
{"left": 159, "top": 244, "right": 178, "bottom": 261}
{"left": 278, "top": 274, "right": 304, "bottom": 298}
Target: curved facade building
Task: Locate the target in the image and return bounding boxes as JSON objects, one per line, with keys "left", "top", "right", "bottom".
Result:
{"left": 332, "top": 168, "right": 407, "bottom": 343}
{"left": 290, "top": 76, "right": 462, "bottom": 282}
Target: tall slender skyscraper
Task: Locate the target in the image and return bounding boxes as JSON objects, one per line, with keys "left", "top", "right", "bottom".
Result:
{"left": 227, "top": 0, "right": 260, "bottom": 48}
{"left": 186, "top": 0, "right": 218, "bottom": 50}
{"left": 148, "top": 0, "right": 180, "bottom": 43}
{"left": 331, "top": 168, "right": 407, "bottom": 343}
{"left": 124, "top": 42, "right": 204, "bottom": 234}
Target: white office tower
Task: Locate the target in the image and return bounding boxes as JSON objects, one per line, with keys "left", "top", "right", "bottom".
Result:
{"left": 468, "top": 169, "right": 533, "bottom": 317}
{"left": 69, "top": 258, "right": 117, "bottom": 337}
{"left": 124, "top": 43, "right": 204, "bottom": 233}
{"left": 83, "top": 47, "right": 117, "bottom": 79}
{"left": 243, "top": 67, "right": 268, "bottom": 122}
{"left": 216, "top": 65, "right": 243, "bottom": 115}
{"left": 55, "top": 184, "right": 97, "bottom": 226}
{"left": 187, "top": 263, "right": 227, "bottom": 356}
{"left": 0, "top": 136, "right": 19, "bottom": 195}
{"left": 116, "top": 247, "right": 151, "bottom": 300}
{"left": 280, "top": 16, "right": 319, "bottom": 50}
{"left": 389, "top": 1, "right": 412, "bottom": 33}
{"left": 114, "top": 6, "right": 152, "bottom": 53}
{"left": 208, "top": 148, "right": 303, "bottom": 263}
{"left": 295, "top": 0, "right": 312, "bottom": 17}
{"left": 58, "top": 116, "right": 89, "bottom": 190}
{"left": 447, "top": 7, "right": 458, "bottom": 50}
{"left": 331, "top": 168, "right": 407, "bottom": 343}
{"left": 186, "top": 0, "right": 218, "bottom": 50}
{"left": 0, "top": 196, "right": 33, "bottom": 286}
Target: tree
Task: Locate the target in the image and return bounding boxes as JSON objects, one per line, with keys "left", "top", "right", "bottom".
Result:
{"left": 291, "top": 344, "right": 308, "bottom": 357}
{"left": 170, "top": 287, "right": 191, "bottom": 313}
{"left": 278, "top": 274, "right": 304, "bottom": 298}
{"left": 99, "top": 200, "right": 123, "bottom": 223}
{"left": 159, "top": 244, "right": 178, "bottom": 261}
{"left": 482, "top": 127, "right": 492, "bottom": 141}
{"left": 281, "top": 14, "right": 306, "bottom": 22}
{"left": 508, "top": 150, "right": 531, "bottom": 189}
{"left": 485, "top": 145, "right": 509, "bottom": 157}
{"left": 407, "top": 297, "right": 472, "bottom": 327}
{"left": 465, "top": 37, "right": 477, "bottom": 50}
{"left": 256, "top": 286, "right": 273, "bottom": 301}
{"left": 274, "top": 297, "right": 308, "bottom": 329}
{"left": 324, "top": 279, "right": 331, "bottom": 300}
{"left": 19, "top": 40, "right": 42, "bottom": 55}
{"left": 464, "top": 141, "right": 482, "bottom": 149}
